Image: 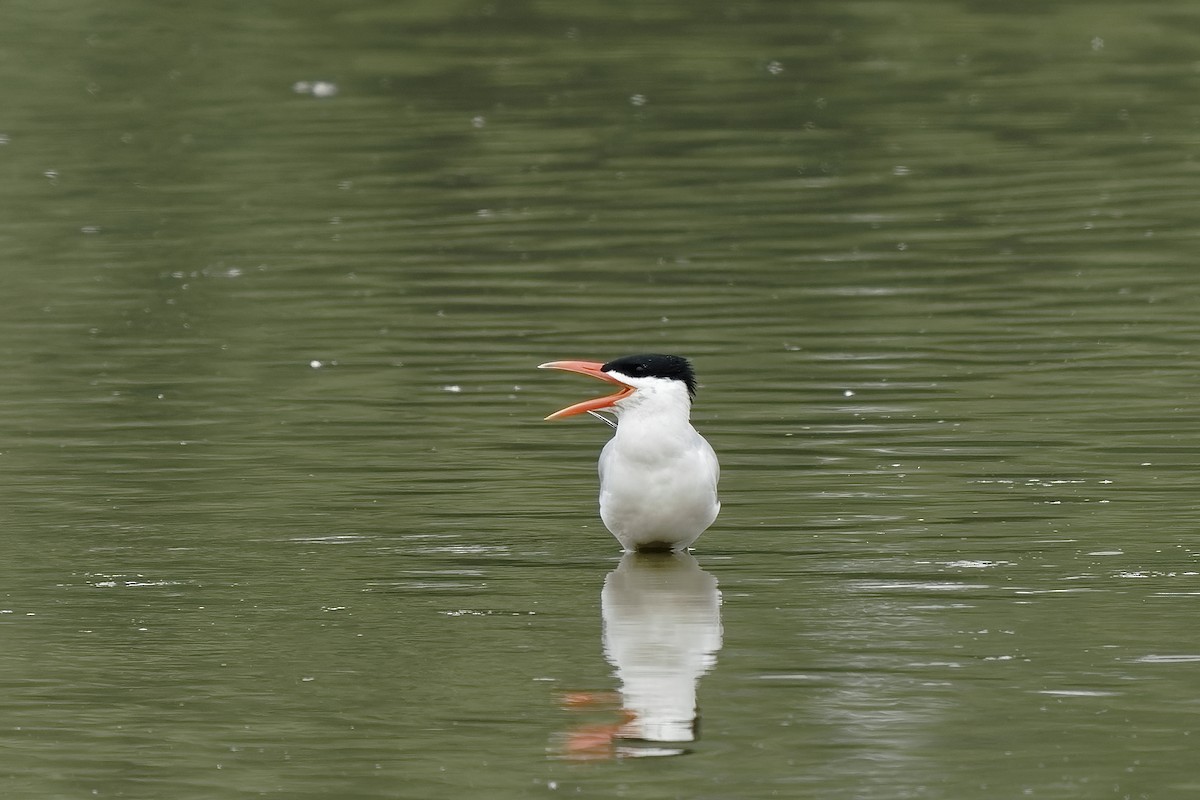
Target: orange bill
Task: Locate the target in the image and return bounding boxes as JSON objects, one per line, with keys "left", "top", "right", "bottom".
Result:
{"left": 538, "top": 360, "right": 635, "bottom": 420}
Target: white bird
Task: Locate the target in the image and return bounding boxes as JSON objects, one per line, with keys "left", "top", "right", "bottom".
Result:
{"left": 538, "top": 354, "right": 720, "bottom": 552}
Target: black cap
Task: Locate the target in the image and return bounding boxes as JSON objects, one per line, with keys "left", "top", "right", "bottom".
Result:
{"left": 601, "top": 354, "right": 697, "bottom": 397}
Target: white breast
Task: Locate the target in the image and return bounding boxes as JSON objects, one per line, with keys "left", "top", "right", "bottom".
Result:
{"left": 597, "top": 421, "right": 720, "bottom": 551}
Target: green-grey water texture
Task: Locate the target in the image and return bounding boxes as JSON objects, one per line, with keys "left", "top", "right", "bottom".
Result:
{"left": 3, "top": 1, "right": 1200, "bottom": 798}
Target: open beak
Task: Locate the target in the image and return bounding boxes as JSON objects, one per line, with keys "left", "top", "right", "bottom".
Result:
{"left": 538, "top": 360, "right": 635, "bottom": 420}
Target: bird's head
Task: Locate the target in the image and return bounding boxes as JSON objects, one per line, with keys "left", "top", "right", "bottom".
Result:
{"left": 538, "top": 354, "right": 697, "bottom": 421}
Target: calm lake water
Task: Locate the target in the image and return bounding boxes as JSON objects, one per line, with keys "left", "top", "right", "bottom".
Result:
{"left": 3, "top": 1, "right": 1200, "bottom": 798}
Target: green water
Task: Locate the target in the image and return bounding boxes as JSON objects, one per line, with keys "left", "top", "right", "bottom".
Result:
{"left": 3, "top": 2, "right": 1200, "bottom": 798}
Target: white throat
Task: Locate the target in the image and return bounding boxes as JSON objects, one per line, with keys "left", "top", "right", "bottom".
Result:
{"left": 607, "top": 374, "right": 693, "bottom": 428}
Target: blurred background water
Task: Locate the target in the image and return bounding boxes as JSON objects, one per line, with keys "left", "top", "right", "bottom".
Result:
{"left": 3, "top": 1, "right": 1200, "bottom": 798}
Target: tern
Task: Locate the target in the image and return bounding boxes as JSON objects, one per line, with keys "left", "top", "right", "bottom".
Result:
{"left": 538, "top": 354, "right": 720, "bottom": 552}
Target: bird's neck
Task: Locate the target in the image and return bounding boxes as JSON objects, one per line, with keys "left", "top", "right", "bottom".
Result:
{"left": 613, "top": 396, "right": 695, "bottom": 442}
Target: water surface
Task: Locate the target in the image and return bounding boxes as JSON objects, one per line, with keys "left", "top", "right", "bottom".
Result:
{"left": 2, "top": 2, "right": 1199, "bottom": 798}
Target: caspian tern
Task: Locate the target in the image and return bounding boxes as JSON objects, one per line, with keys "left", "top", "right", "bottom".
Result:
{"left": 538, "top": 354, "right": 720, "bottom": 552}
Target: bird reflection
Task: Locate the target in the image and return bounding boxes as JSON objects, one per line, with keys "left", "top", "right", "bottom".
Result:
{"left": 561, "top": 552, "right": 722, "bottom": 759}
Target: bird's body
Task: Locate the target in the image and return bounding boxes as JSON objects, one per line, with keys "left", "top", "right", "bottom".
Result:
{"left": 540, "top": 354, "right": 720, "bottom": 552}
{"left": 597, "top": 400, "right": 719, "bottom": 551}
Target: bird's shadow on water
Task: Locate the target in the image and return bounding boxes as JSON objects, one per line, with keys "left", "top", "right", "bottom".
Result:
{"left": 556, "top": 551, "right": 723, "bottom": 760}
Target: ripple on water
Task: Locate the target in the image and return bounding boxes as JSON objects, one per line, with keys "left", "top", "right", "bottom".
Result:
{"left": 1132, "top": 655, "right": 1200, "bottom": 664}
